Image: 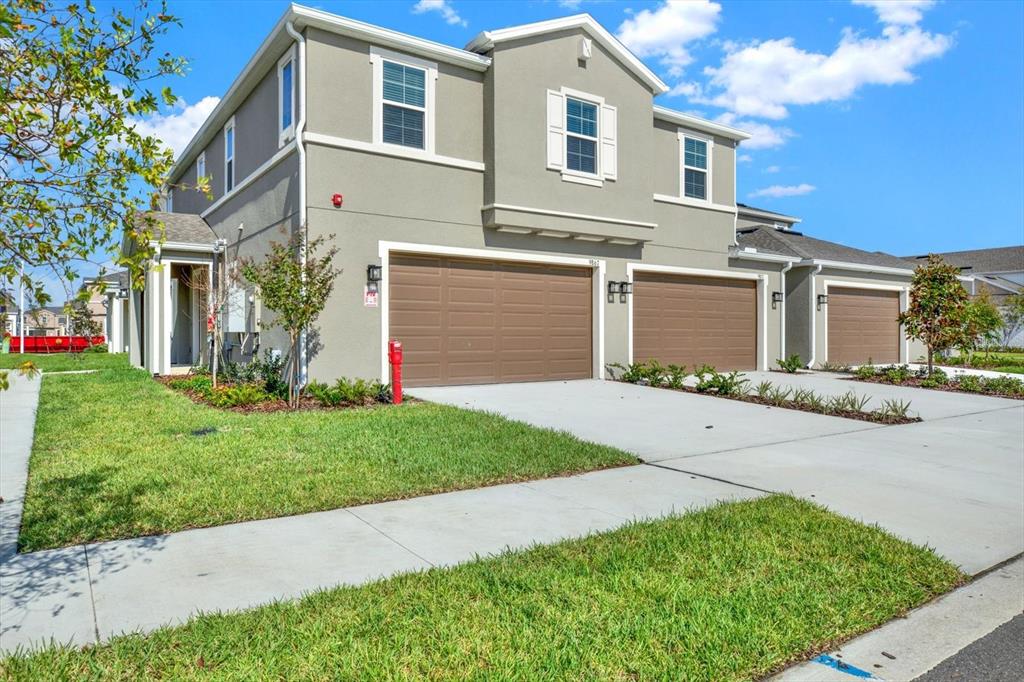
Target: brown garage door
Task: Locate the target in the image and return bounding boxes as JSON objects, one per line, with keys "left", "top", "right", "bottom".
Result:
{"left": 827, "top": 287, "right": 900, "bottom": 365}
{"left": 633, "top": 272, "right": 757, "bottom": 370}
{"left": 389, "top": 254, "right": 593, "bottom": 386}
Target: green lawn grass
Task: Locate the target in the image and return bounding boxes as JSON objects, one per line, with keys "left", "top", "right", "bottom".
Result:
{"left": 0, "top": 352, "right": 130, "bottom": 372}
{"left": 19, "top": 366, "right": 635, "bottom": 551}
{"left": 0, "top": 496, "right": 964, "bottom": 680}
{"left": 944, "top": 351, "right": 1024, "bottom": 374}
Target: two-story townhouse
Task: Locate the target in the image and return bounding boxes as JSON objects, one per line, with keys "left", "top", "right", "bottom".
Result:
{"left": 131, "top": 5, "right": 908, "bottom": 382}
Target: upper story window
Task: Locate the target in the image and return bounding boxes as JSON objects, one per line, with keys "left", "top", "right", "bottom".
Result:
{"left": 370, "top": 46, "right": 437, "bottom": 154}
{"left": 546, "top": 87, "right": 617, "bottom": 186}
{"left": 565, "top": 97, "right": 598, "bottom": 175}
{"left": 679, "top": 131, "right": 712, "bottom": 202}
{"left": 278, "top": 48, "right": 296, "bottom": 147}
{"left": 166, "top": 189, "right": 173, "bottom": 212}
{"left": 196, "top": 151, "right": 206, "bottom": 182}
{"left": 224, "top": 117, "right": 236, "bottom": 193}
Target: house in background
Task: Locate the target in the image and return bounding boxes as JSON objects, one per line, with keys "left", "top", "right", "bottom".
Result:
{"left": 24, "top": 306, "right": 67, "bottom": 337}
{"left": 83, "top": 270, "right": 133, "bottom": 354}
{"left": 123, "top": 6, "right": 947, "bottom": 382}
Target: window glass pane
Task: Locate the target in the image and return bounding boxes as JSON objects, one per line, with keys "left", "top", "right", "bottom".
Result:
{"left": 226, "top": 159, "right": 234, "bottom": 191}
{"left": 566, "top": 135, "right": 596, "bottom": 174}
{"left": 684, "top": 168, "right": 706, "bottom": 199}
{"left": 566, "top": 97, "right": 597, "bottom": 138}
{"left": 281, "top": 61, "right": 293, "bottom": 131}
{"left": 684, "top": 137, "right": 707, "bottom": 169}
{"left": 226, "top": 127, "right": 234, "bottom": 159}
{"left": 382, "top": 103, "right": 424, "bottom": 149}
{"left": 383, "top": 61, "right": 425, "bottom": 108}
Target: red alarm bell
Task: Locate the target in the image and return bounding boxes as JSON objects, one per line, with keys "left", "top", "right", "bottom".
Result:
{"left": 331, "top": 193, "right": 343, "bottom": 208}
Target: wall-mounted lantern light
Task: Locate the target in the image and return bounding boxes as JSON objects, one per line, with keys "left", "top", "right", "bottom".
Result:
{"left": 367, "top": 264, "right": 383, "bottom": 294}
{"left": 772, "top": 291, "right": 783, "bottom": 309}
{"left": 620, "top": 281, "right": 633, "bottom": 295}
{"left": 117, "top": 287, "right": 130, "bottom": 300}
{"left": 607, "top": 281, "right": 622, "bottom": 295}
{"left": 817, "top": 293, "right": 829, "bottom": 309}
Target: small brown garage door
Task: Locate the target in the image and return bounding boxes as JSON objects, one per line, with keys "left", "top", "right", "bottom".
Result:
{"left": 389, "top": 254, "right": 593, "bottom": 387}
{"left": 827, "top": 287, "right": 900, "bottom": 365}
{"left": 633, "top": 272, "right": 757, "bottom": 370}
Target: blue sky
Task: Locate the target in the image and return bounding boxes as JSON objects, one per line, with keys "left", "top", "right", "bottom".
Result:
{"left": 98, "top": 1, "right": 1023, "bottom": 281}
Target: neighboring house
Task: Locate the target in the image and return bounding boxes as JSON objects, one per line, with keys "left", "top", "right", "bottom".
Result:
{"left": 25, "top": 306, "right": 67, "bottom": 337}
{"left": 83, "top": 270, "right": 133, "bottom": 353}
{"left": 122, "top": 7, "right": 933, "bottom": 382}
{"left": 734, "top": 205, "right": 929, "bottom": 367}
{"left": 904, "top": 245, "right": 1024, "bottom": 346}
{"left": 0, "top": 290, "right": 17, "bottom": 337}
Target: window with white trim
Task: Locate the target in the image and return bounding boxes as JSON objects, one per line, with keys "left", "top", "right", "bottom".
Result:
{"left": 278, "top": 49, "right": 295, "bottom": 147}
{"left": 370, "top": 47, "right": 436, "bottom": 153}
{"left": 224, "top": 117, "right": 235, "bottom": 193}
{"left": 166, "top": 189, "right": 173, "bottom": 212}
{"left": 680, "top": 132, "right": 711, "bottom": 201}
{"left": 565, "top": 97, "right": 598, "bottom": 174}
{"left": 546, "top": 87, "right": 617, "bottom": 184}
{"left": 196, "top": 151, "right": 206, "bottom": 182}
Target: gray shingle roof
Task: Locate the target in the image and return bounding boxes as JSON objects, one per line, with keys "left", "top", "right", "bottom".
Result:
{"left": 902, "top": 246, "right": 1024, "bottom": 274}
{"left": 137, "top": 211, "right": 215, "bottom": 245}
{"left": 736, "top": 225, "right": 913, "bottom": 270}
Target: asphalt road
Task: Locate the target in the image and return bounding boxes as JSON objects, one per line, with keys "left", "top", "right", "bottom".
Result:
{"left": 914, "top": 613, "right": 1024, "bottom": 681}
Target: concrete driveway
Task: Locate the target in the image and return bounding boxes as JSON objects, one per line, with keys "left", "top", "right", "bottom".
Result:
{"left": 412, "top": 377, "right": 1023, "bottom": 574}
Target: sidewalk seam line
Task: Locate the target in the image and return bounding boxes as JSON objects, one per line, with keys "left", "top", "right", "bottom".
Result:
{"left": 81, "top": 543, "right": 100, "bottom": 644}
{"left": 642, "top": 462, "right": 779, "bottom": 496}
{"left": 342, "top": 508, "right": 437, "bottom": 568}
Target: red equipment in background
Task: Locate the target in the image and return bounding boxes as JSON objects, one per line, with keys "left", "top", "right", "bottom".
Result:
{"left": 8, "top": 336, "right": 105, "bottom": 353}
{"left": 388, "top": 339, "right": 403, "bottom": 405}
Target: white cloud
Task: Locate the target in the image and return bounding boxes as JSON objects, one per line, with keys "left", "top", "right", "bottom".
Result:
{"left": 716, "top": 112, "right": 794, "bottom": 149}
{"left": 412, "top": 0, "right": 467, "bottom": 28}
{"left": 737, "top": 154, "right": 753, "bottom": 163}
{"left": 749, "top": 183, "right": 816, "bottom": 198}
{"left": 853, "top": 0, "right": 935, "bottom": 26}
{"left": 764, "top": 165, "right": 781, "bottom": 173}
{"left": 558, "top": 0, "right": 583, "bottom": 8}
{"left": 132, "top": 96, "right": 220, "bottom": 158}
{"left": 616, "top": 0, "right": 722, "bottom": 77}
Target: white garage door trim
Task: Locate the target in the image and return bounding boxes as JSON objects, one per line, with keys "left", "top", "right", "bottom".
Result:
{"left": 821, "top": 279, "right": 909, "bottom": 365}
{"left": 378, "top": 240, "right": 606, "bottom": 383}
{"left": 625, "top": 262, "right": 768, "bottom": 371}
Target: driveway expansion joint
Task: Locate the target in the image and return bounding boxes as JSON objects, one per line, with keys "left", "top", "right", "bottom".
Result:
{"left": 343, "top": 508, "right": 437, "bottom": 568}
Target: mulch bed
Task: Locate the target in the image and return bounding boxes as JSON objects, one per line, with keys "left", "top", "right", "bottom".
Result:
{"left": 156, "top": 377, "right": 407, "bottom": 413}
{"left": 624, "top": 382, "right": 921, "bottom": 425}
{"left": 845, "top": 375, "right": 1024, "bottom": 401}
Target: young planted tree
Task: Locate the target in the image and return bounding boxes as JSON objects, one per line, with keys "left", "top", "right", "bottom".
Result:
{"left": 898, "top": 254, "right": 971, "bottom": 375}
{"left": 1001, "top": 293, "right": 1024, "bottom": 348}
{"left": 0, "top": 0, "right": 192, "bottom": 306}
{"left": 960, "top": 288, "right": 1003, "bottom": 360}
{"left": 241, "top": 234, "right": 341, "bottom": 408}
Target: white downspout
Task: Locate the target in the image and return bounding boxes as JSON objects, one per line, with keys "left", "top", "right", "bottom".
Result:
{"left": 780, "top": 260, "right": 793, "bottom": 361}
{"left": 806, "top": 263, "right": 822, "bottom": 369}
{"left": 286, "top": 20, "right": 308, "bottom": 388}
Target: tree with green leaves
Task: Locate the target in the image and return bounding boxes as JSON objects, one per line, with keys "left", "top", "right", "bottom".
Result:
{"left": 241, "top": 234, "right": 341, "bottom": 408}
{"left": 0, "top": 0, "right": 193, "bottom": 307}
{"left": 1001, "top": 292, "right": 1024, "bottom": 348}
{"left": 898, "top": 254, "right": 971, "bottom": 375}
{"left": 959, "top": 288, "right": 1003, "bottom": 360}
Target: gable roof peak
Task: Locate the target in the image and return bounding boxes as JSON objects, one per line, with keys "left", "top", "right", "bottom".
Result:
{"left": 465, "top": 13, "right": 669, "bottom": 95}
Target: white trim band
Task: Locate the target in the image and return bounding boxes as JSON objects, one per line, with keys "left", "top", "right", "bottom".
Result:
{"left": 484, "top": 202, "right": 657, "bottom": 229}
{"left": 304, "top": 132, "right": 484, "bottom": 171}
{"left": 653, "top": 193, "right": 736, "bottom": 214}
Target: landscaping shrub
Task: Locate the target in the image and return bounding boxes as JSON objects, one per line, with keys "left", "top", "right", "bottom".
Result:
{"left": 606, "top": 361, "right": 686, "bottom": 387}
{"left": 220, "top": 351, "right": 289, "bottom": 399}
{"left": 693, "top": 365, "right": 749, "bottom": 396}
{"left": 955, "top": 374, "right": 982, "bottom": 393}
{"left": 819, "top": 360, "right": 851, "bottom": 373}
{"left": 882, "top": 364, "right": 913, "bottom": 384}
{"left": 306, "top": 377, "right": 389, "bottom": 407}
{"left": 854, "top": 365, "right": 877, "bottom": 380}
{"left": 776, "top": 353, "right": 803, "bottom": 373}
{"left": 167, "top": 375, "right": 214, "bottom": 396}
{"left": 83, "top": 343, "right": 108, "bottom": 353}
{"left": 208, "top": 383, "right": 273, "bottom": 408}
{"left": 972, "top": 375, "right": 1024, "bottom": 397}
{"left": 875, "top": 399, "right": 913, "bottom": 421}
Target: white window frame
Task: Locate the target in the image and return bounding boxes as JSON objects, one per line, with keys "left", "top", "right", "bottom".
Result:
{"left": 196, "top": 151, "right": 206, "bottom": 182}
{"left": 165, "top": 188, "right": 173, "bottom": 212}
{"left": 369, "top": 46, "right": 437, "bottom": 154}
{"left": 277, "top": 47, "right": 297, "bottom": 148}
{"left": 224, "top": 116, "right": 236, "bottom": 194}
{"left": 679, "top": 130, "right": 713, "bottom": 203}
{"left": 561, "top": 87, "right": 603, "bottom": 185}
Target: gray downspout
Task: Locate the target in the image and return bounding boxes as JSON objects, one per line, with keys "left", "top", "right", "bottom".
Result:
{"left": 780, "top": 260, "right": 793, "bottom": 362}
{"left": 285, "top": 20, "right": 308, "bottom": 389}
{"left": 806, "top": 263, "right": 823, "bottom": 369}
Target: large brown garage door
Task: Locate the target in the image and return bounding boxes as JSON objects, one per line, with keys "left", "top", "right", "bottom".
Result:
{"left": 389, "top": 254, "right": 593, "bottom": 386}
{"left": 827, "top": 287, "right": 900, "bottom": 365}
{"left": 633, "top": 272, "right": 757, "bottom": 370}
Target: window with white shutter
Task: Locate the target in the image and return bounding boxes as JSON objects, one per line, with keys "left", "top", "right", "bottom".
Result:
{"left": 547, "top": 87, "right": 617, "bottom": 186}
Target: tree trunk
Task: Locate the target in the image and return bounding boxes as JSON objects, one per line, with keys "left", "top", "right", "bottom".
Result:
{"left": 288, "top": 332, "right": 299, "bottom": 409}
{"left": 927, "top": 346, "right": 934, "bottom": 377}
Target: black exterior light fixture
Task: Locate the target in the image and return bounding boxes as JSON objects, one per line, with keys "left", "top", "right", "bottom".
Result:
{"left": 117, "top": 287, "right": 130, "bottom": 300}
{"left": 367, "top": 264, "right": 383, "bottom": 294}
{"left": 817, "top": 293, "right": 829, "bottom": 310}
{"left": 620, "top": 281, "right": 633, "bottom": 295}
{"left": 607, "top": 281, "right": 622, "bottom": 295}
{"left": 771, "top": 291, "right": 783, "bottom": 309}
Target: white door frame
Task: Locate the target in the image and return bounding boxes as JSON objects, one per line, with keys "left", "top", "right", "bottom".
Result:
{"left": 625, "top": 262, "right": 769, "bottom": 371}
{"left": 820, "top": 280, "right": 910, "bottom": 365}
{"left": 377, "top": 240, "right": 606, "bottom": 384}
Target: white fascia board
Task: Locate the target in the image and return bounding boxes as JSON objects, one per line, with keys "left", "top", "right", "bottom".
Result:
{"left": 653, "top": 105, "right": 751, "bottom": 142}
{"left": 804, "top": 259, "right": 914, "bottom": 277}
{"left": 736, "top": 204, "right": 802, "bottom": 224}
{"left": 169, "top": 4, "right": 490, "bottom": 182}
{"left": 149, "top": 241, "right": 217, "bottom": 254}
{"left": 730, "top": 249, "right": 799, "bottom": 265}
{"left": 467, "top": 13, "right": 668, "bottom": 95}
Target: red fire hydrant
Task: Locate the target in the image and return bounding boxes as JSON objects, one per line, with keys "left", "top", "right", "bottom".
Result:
{"left": 388, "top": 339, "right": 403, "bottom": 404}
